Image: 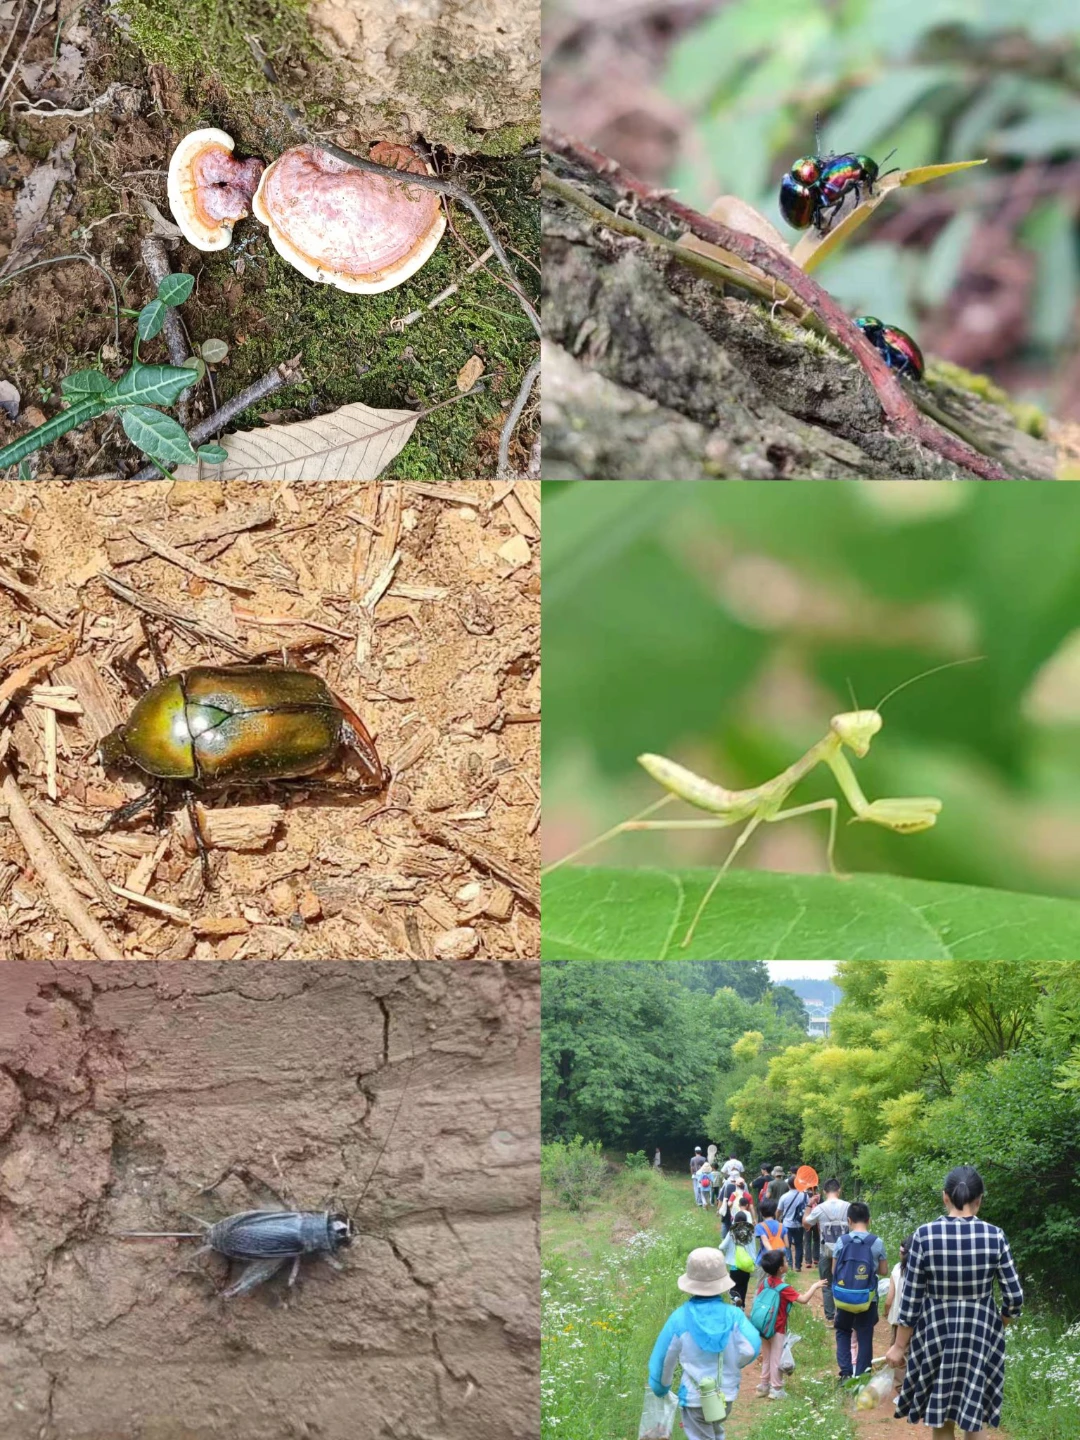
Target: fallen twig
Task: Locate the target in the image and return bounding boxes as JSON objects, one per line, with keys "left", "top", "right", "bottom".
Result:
{"left": 414, "top": 813, "right": 539, "bottom": 911}
{"left": 543, "top": 128, "right": 1014, "bottom": 481}
{"left": 29, "top": 798, "right": 125, "bottom": 919}
{"left": 127, "top": 356, "right": 303, "bottom": 480}
{"left": 13, "top": 81, "right": 135, "bottom": 118}
{"left": 98, "top": 572, "right": 252, "bottom": 658}
{"left": 1, "top": 764, "right": 125, "bottom": 959}
{"left": 140, "top": 236, "right": 193, "bottom": 425}
{"left": 498, "top": 359, "right": 541, "bottom": 478}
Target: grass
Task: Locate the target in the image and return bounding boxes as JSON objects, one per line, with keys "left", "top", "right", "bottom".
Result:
{"left": 542, "top": 1170, "right": 858, "bottom": 1440}
{"left": 543, "top": 1172, "right": 1078, "bottom": 1440}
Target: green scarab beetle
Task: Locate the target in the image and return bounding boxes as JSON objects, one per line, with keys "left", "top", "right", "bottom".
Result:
{"left": 98, "top": 664, "right": 389, "bottom": 886}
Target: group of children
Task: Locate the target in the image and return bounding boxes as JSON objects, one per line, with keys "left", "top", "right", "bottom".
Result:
{"left": 651, "top": 1164, "right": 904, "bottom": 1439}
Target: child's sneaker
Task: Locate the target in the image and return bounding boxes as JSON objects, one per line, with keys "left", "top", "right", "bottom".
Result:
{"left": 754, "top": 1382, "right": 770, "bottom": 1396}
{"left": 768, "top": 1388, "right": 786, "bottom": 1401}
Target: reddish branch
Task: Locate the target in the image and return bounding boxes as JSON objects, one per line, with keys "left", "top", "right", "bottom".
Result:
{"left": 543, "top": 128, "right": 1013, "bottom": 481}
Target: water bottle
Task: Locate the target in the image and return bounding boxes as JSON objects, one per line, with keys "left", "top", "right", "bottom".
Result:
{"left": 698, "top": 1375, "right": 726, "bottom": 1424}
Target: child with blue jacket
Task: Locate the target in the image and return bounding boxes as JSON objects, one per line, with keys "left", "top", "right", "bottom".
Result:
{"left": 648, "top": 1248, "right": 761, "bottom": 1440}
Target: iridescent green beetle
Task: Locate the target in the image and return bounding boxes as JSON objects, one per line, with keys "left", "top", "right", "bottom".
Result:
{"left": 98, "top": 663, "right": 388, "bottom": 886}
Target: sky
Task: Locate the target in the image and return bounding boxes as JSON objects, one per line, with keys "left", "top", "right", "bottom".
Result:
{"left": 767, "top": 962, "right": 836, "bottom": 980}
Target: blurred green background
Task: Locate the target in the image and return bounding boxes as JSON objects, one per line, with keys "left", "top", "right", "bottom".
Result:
{"left": 544, "top": 480, "right": 1080, "bottom": 900}
{"left": 543, "top": 0, "right": 1080, "bottom": 416}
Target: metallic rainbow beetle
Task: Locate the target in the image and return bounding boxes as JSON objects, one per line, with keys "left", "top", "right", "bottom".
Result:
{"left": 97, "top": 642, "right": 389, "bottom": 886}
{"left": 779, "top": 119, "right": 897, "bottom": 235}
{"left": 854, "top": 316, "right": 925, "bottom": 381}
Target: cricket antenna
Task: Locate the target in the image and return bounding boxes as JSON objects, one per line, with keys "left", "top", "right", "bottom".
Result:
{"left": 815, "top": 110, "right": 823, "bottom": 156}
{"left": 346, "top": 1012, "right": 417, "bottom": 1222}
{"left": 846, "top": 676, "right": 859, "bottom": 711}
{"left": 118, "top": 1230, "right": 205, "bottom": 1239}
{"left": 875, "top": 656, "right": 983, "bottom": 712}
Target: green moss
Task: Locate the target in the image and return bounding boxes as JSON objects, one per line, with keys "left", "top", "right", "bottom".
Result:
{"left": 112, "top": 0, "right": 317, "bottom": 91}
{"left": 183, "top": 151, "right": 539, "bottom": 477}
{"left": 930, "top": 359, "right": 1048, "bottom": 438}
{"left": 930, "top": 358, "right": 1011, "bottom": 405}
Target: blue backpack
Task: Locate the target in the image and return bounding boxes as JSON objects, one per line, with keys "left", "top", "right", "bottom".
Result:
{"left": 749, "top": 1282, "right": 782, "bottom": 1338}
{"left": 831, "top": 1232, "right": 875, "bottom": 1314}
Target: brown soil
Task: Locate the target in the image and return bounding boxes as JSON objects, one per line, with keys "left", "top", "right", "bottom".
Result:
{"left": 0, "top": 479, "right": 540, "bottom": 959}
{"left": 0, "top": 959, "right": 541, "bottom": 1440}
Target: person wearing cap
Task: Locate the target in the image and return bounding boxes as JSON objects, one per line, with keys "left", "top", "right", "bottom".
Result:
{"left": 648, "top": 1248, "right": 761, "bottom": 1440}
{"left": 690, "top": 1147, "right": 708, "bottom": 1207}
{"left": 767, "top": 1165, "right": 790, "bottom": 1203}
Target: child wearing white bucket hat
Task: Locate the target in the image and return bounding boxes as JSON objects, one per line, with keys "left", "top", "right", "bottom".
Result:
{"left": 647, "top": 1248, "right": 761, "bottom": 1440}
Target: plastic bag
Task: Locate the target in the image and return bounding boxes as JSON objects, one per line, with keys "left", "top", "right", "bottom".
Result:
{"left": 779, "top": 1331, "right": 802, "bottom": 1374}
{"left": 855, "top": 1366, "right": 896, "bottom": 1411}
{"left": 638, "top": 1388, "right": 678, "bottom": 1440}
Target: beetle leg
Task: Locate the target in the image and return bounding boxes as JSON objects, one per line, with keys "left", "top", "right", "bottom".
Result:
{"left": 95, "top": 787, "right": 161, "bottom": 835}
{"left": 287, "top": 1255, "right": 302, "bottom": 1286}
{"left": 183, "top": 789, "right": 214, "bottom": 890}
{"left": 141, "top": 618, "right": 171, "bottom": 682}
{"left": 221, "top": 1256, "right": 287, "bottom": 1299}
{"left": 323, "top": 1254, "right": 344, "bottom": 1272}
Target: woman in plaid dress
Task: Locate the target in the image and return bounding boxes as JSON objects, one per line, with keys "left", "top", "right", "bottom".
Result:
{"left": 885, "top": 1167, "right": 1023, "bottom": 1438}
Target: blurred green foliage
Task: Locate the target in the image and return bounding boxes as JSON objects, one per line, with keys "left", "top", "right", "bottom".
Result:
{"left": 660, "top": 0, "right": 1080, "bottom": 388}
{"left": 543, "top": 481, "right": 1080, "bottom": 924}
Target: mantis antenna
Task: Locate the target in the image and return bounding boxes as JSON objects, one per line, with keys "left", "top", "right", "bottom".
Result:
{"left": 874, "top": 655, "right": 984, "bottom": 712}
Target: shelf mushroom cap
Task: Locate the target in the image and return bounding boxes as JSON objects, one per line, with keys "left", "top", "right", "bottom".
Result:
{"left": 167, "top": 128, "right": 265, "bottom": 252}
{"left": 251, "top": 142, "right": 446, "bottom": 294}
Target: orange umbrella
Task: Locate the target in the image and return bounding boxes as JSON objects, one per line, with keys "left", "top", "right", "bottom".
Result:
{"left": 794, "top": 1165, "right": 819, "bottom": 1191}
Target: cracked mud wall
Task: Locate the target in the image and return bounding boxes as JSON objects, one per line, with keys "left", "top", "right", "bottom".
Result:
{"left": 0, "top": 961, "right": 539, "bottom": 1440}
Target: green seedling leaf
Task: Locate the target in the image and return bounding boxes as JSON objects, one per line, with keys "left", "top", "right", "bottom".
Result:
{"left": 199, "top": 338, "right": 229, "bottom": 364}
{"left": 156, "top": 273, "right": 195, "bottom": 306}
{"left": 793, "top": 159, "right": 988, "bottom": 273}
{"left": 18, "top": 459, "right": 31, "bottom": 479}
{"left": 137, "top": 299, "right": 168, "bottom": 341}
{"left": 196, "top": 443, "right": 229, "bottom": 463}
{"left": 181, "top": 356, "right": 207, "bottom": 382}
{"left": 0, "top": 397, "right": 111, "bottom": 470}
{"left": 121, "top": 405, "right": 198, "bottom": 467}
{"left": 61, "top": 368, "right": 113, "bottom": 398}
{"left": 542, "top": 866, "right": 1080, "bottom": 961}
{"left": 109, "top": 363, "right": 198, "bottom": 408}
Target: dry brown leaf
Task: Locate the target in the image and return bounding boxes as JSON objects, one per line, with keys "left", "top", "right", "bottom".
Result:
{"left": 1, "top": 133, "right": 76, "bottom": 276}
{"left": 172, "top": 401, "right": 419, "bottom": 480}
{"left": 457, "top": 354, "right": 484, "bottom": 392}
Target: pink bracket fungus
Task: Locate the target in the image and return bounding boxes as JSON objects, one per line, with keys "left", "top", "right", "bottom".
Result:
{"left": 167, "top": 129, "right": 266, "bottom": 253}
{"left": 251, "top": 142, "right": 447, "bottom": 294}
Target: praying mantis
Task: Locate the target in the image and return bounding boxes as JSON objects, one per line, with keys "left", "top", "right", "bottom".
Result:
{"left": 544, "top": 660, "right": 980, "bottom": 949}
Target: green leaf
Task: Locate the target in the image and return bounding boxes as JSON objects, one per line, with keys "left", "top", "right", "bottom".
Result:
{"left": 0, "top": 397, "right": 110, "bottom": 470}
{"left": 181, "top": 356, "right": 207, "bottom": 382}
{"left": 542, "top": 868, "right": 1080, "bottom": 961}
{"left": 137, "top": 299, "right": 167, "bottom": 341}
{"left": 18, "top": 459, "right": 31, "bottom": 479}
{"left": 199, "top": 338, "right": 229, "bottom": 364}
{"left": 196, "top": 443, "right": 228, "bottom": 463}
{"left": 121, "top": 405, "right": 198, "bottom": 467}
{"left": 61, "top": 368, "right": 113, "bottom": 399}
{"left": 156, "top": 273, "right": 195, "bottom": 306}
{"left": 108, "top": 363, "right": 198, "bottom": 408}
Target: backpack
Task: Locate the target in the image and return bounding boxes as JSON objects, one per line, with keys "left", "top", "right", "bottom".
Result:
{"left": 819, "top": 1201, "right": 849, "bottom": 1250}
{"left": 758, "top": 1219, "right": 786, "bottom": 1252}
{"left": 831, "top": 1233, "right": 875, "bottom": 1313}
{"left": 749, "top": 1282, "right": 782, "bottom": 1338}
{"left": 733, "top": 1243, "right": 755, "bottom": 1273}
{"left": 780, "top": 1190, "right": 807, "bottom": 1229}
{"left": 757, "top": 1179, "right": 771, "bottom": 1205}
